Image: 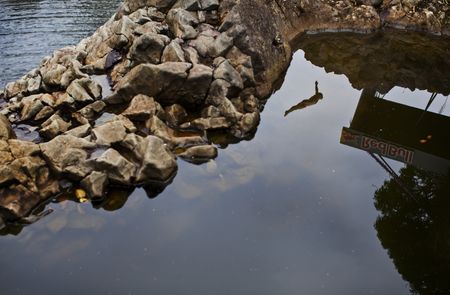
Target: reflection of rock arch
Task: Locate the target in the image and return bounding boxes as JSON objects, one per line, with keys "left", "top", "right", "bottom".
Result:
{"left": 374, "top": 166, "right": 450, "bottom": 295}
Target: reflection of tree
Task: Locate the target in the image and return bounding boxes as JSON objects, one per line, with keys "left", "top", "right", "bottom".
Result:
{"left": 374, "top": 166, "right": 450, "bottom": 295}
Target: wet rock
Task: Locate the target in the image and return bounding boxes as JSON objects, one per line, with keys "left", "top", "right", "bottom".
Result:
{"left": 67, "top": 78, "right": 102, "bottom": 103}
{"left": 165, "top": 104, "right": 187, "bottom": 126}
{"left": 92, "top": 121, "right": 128, "bottom": 146}
{"left": 65, "top": 124, "right": 92, "bottom": 138}
{"left": 8, "top": 140, "right": 40, "bottom": 159}
{"left": 0, "top": 114, "right": 15, "bottom": 140}
{"left": 161, "top": 40, "right": 186, "bottom": 62}
{"left": 40, "top": 114, "right": 71, "bottom": 139}
{"left": 107, "top": 62, "right": 191, "bottom": 104}
{"left": 40, "top": 135, "right": 96, "bottom": 179}
{"left": 95, "top": 148, "right": 136, "bottom": 185}
{"left": 81, "top": 171, "right": 108, "bottom": 199}
{"left": 122, "top": 94, "right": 160, "bottom": 121}
{"left": 128, "top": 33, "right": 169, "bottom": 65}
{"left": 166, "top": 8, "right": 199, "bottom": 39}
{"left": 0, "top": 184, "right": 40, "bottom": 219}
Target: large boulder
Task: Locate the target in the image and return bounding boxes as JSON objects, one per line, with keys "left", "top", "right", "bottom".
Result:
{"left": 95, "top": 148, "right": 136, "bottom": 185}
{"left": 107, "top": 62, "right": 191, "bottom": 104}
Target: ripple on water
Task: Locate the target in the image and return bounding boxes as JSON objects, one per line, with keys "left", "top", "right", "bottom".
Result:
{"left": 0, "top": 0, "right": 121, "bottom": 87}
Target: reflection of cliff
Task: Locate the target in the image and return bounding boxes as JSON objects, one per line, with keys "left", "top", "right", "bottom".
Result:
{"left": 374, "top": 166, "right": 450, "bottom": 295}
{"left": 297, "top": 31, "right": 450, "bottom": 95}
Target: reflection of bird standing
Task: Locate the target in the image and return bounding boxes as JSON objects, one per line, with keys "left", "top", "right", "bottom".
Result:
{"left": 284, "top": 81, "right": 324, "bottom": 117}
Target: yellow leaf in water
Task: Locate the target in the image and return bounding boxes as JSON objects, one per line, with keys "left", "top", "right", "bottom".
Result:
{"left": 75, "top": 189, "right": 88, "bottom": 203}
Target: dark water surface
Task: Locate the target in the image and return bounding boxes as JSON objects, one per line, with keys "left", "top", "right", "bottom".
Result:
{"left": 1, "top": 2, "right": 450, "bottom": 295}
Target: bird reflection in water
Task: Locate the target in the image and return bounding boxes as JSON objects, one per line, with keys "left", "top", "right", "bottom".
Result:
{"left": 284, "top": 81, "right": 323, "bottom": 116}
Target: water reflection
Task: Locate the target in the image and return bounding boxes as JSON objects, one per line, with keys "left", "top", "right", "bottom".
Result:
{"left": 284, "top": 81, "right": 324, "bottom": 117}
{"left": 297, "top": 31, "right": 450, "bottom": 294}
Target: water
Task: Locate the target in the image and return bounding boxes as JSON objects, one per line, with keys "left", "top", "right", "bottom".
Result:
{"left": 1, "top": 2, "right": 450, "bottom": 295}
{"left": 0, "top": 0, "right": 121, "bottom": 87}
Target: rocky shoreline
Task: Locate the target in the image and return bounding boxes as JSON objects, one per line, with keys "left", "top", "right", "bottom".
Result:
{"left": 0, "top": 0, "right": 449, "bottom": 229}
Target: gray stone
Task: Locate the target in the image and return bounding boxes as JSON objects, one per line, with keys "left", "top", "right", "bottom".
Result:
{"left": 122, "top": 94, "right": 160, "bottom": 121}
{"left": 183, "top": 117, "right": 231, "bottom": 130}
{"left": 179, "top": 145, "right": 217, "bottom": 161}
{"left": 166, "top": 8, "right": 199, "bottom": 39}
{"left": 107, "top": 62, "right": 191, "bottom": 104}
{"left": 81, "top": 171, "right": 108, "bottom": 199}
{"left": 95, "top": 148, "right": 136, "bottom": 185}
{"left": 161, "top": 40, "right": 186, "bottom": 62}
{"left": 40, "top": 135, "right": 95, "bottom": 179}
{"left": 165, "top": 104, "right": 187, "bottom": 126}
{"left": 200, "top": 0, "right": 219, "bottom": 10}
{"left": 128, "top": 33, "right": 169, "bottom": 65}
{"left": 92, "top": 121, "right": 128, "bottom": 146}
{"left": 121, "top": 134, "right": 177, "bottom": 183}
{"left": 214, "top": 59, "right": 244, "bottom": 93}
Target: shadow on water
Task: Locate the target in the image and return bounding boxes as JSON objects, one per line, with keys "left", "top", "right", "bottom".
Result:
{"left": 295, "top": 31, "right": 450, "bottom": 294}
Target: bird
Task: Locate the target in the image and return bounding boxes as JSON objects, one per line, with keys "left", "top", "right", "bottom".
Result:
{"left": 284, "top": 81, "right": 324, "bottom": 117}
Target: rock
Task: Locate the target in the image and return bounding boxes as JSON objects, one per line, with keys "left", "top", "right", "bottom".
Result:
{"left": 200, "top": 0, "right": 219, "bottom": 11}
{"left": 231, "top": 112, "right": 260, "bottom": 138}
{"left": 65, "top": 124, "right": 92, "bottom": 138}
{"left": 166, "top": 8, "right": 199, "bottom": 39}
{"left": 34, "top": 106, "right": 54, "bottom": 121}
{"left": 180, "top": 64, "right": 213, "bottom": 104}
{"left": 40, "top": 114, "right": 71, "bottom": 139}
{"left": 40, "top": 135, "right": 96, "bottom": 179}
{"left": 165, "top": 104, "right": 187, "bottom": 126}
{"left": 8, "top": 140, "right": 40, "bottom": 159}
{"left": 179, "top": 145, "right": 217, "bottom": 163}
{"left": 174, "top": 0, "right": 202, "bottom": 11}
{"left": 20, "top": 95, "right": 44, "bottom": 121}
{"left": 122, "top": 94, "right": 160, "bottom": 121}
{"left": 214, "top": 58, "right": 244, "bottom": 94}
{"left": 183, "top": 117, "right": 231, "bottom": 130}
{"left": 107, "top": 62, "right": 191, "bottom": 104}
{"left": 188, "top": 34, "right": 215, "bottom": 57}
{"left": 206, "top": 79, "right": 231, "bottom": 106}
{"left": 128, "top": 33, "right": 169, "bottom": 65}
{"left": 121, "top": 134, "right": 177, "bottom": 183}
{"left": 184, "top": 46, "right": 200, "bottom": 64}
{"left": 0, "top": 114, "right": 15, "bottom": 140}
{"left": 110, "top": 115, "right": 137, "bottom": 133}
{"left": 92, "top": 121, "right": 128, "bottom": 146}
{"left": 146, "top": 116, "right": 206, "bottom": 147}
{"left": 78, "top": 101, "right": 106, "bottom": 120}
{"left": 4, "top": 69, "right": 42, "bottom": 99}
{"left": 67, "top": 78, "right": 102, "bottom": 103}
{"left": 95, "top": 148, "right": 136, "bottom": 185}
{"left": 161, "top": 40, "right": 186, "bottom": 62}
{"left": 81, "top": 171, "right": 108, "bottom": 199}
{"left": 0, "top": 184, "right": 40, "bottom": 219}
{"left": 201, "top": 105, "right": 221, "bottom": 118}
